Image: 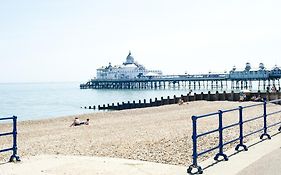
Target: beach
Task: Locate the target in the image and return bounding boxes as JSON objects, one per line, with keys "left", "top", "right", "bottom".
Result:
{"left": 1, "top": 101, "right": 281, "bottom": 168}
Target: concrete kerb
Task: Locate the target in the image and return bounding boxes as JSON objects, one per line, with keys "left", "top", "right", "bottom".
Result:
{"left": 200, "top": 131, "right": 281, "bottom": 175}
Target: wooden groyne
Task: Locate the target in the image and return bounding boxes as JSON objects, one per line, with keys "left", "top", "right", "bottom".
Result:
{"left": 82, "top": 91, "right": 281, "bottom": 111}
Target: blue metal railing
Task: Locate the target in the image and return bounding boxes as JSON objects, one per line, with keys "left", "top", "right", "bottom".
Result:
{"left": 0, "top": 116, "right": 20, "bottom": 162}
{"left": 187, "top": 99, "right": 281, "bottom": 174}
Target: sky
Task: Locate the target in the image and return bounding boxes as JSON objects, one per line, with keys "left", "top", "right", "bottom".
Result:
{"left": 0, "top": 0, "right": 281, "bottom": 83}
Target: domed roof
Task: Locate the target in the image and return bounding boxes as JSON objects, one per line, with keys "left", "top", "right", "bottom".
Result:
{"left": 259, "top": 63, "right": 265, "bottom": 70}
{"left": 245, "top": 62, "right": 251, "bottom": 71}
{"left": 124, "top": 51, "right": 135, "bottom": 65}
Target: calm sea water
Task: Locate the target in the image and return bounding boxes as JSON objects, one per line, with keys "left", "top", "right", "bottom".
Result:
{"left": 0, "top": 82, "right": 199, "bottom": 121}
{"left": 0, "top": 82, "right": 263, "bottom": 121}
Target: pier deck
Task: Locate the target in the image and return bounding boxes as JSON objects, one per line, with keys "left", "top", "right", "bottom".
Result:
{"left": 80, "top": 72, "right": 281, "bottom": 90}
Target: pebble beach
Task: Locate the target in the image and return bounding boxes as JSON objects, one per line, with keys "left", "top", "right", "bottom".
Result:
{"left": 1, "top": 101, "right": 281, "bottom": 166}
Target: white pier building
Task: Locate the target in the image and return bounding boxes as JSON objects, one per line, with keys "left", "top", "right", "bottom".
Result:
{"left": 96, "top": 51, "right": 162, "bottom": 80}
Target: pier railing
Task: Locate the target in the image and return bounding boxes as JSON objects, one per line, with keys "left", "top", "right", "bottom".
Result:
{"left": 0, "top": 116, "right": 20, "bottom": 162}
{"left": 187, "top": 99, "right": 281, "bottom": 174}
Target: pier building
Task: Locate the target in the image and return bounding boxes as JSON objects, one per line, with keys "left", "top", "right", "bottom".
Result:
{"left": 96, "top": 51, "right": 162, "bottom": 80}
{"left": 229, "top": 63, "right": 281, "bottom": 90}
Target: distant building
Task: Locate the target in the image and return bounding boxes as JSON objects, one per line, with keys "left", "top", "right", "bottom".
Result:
{"left": 229, "top": 62, "right": 281, "bottom": 80}
{"left": 96, "top": 51, "right": 162, "bottom": 79}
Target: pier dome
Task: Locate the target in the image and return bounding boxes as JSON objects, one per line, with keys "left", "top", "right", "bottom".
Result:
{"left": 96, "top": 51, "right": 162, "bottom": 80}
{"left": 259, "top": 63, "right": 265, "bottom": 70}
{"left": 245, "top": 62, "right": 251, "bottom": 71}
{"left": 124, "top": 51, "right": 135, "bottom": 65}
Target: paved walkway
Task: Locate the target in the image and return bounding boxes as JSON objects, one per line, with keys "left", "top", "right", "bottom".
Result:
{"left": 236, "top": 147, "right": 281, "bottom": 175}
{"left": 202, "top": 132, "right": 281, "bottom": 175}
{"left": 0, "top": 155, "right": 186, "bottom": 175}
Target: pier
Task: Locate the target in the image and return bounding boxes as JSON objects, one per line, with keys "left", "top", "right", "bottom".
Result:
{"left": 81, "top": 54, "right": 281, "bottom": 91}
{"left": 80, "top": 72, "right": 281, "bottom": 90}
{"left": 81, "top": 61, "right": 281, "bottom": 90}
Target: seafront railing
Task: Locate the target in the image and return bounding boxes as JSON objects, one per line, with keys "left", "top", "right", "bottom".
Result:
{"left": 0, "top": 116, "right": 20, "bottom": 162}
{"left": 187, "top": 99, "right": 281, "bottom": 174}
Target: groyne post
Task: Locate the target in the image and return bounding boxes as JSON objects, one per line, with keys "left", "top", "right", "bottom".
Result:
{"left": 207, "top": 91, "right": 211, "bottom": 101}
{"left": 161, "top": 97, "right": 164, "bottom": 105}
{"left": 167, "top": 96, "right": 170, "bottom": 104}
{"left": 230, "top": 91, "right": 234, "bottom": 101}
{"left": 200, "top": 92, "right": 204, "bottom": 100}
{"left": 222, "top": 91, "right": 226, "bottom": 101}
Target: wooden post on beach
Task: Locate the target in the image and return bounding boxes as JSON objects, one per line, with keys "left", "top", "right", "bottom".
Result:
{"left": 186, "top": 93, "right": 190, "bottom": 102}
{"left": 194, "top": 93, "right": 197, "bottom": 101}
{"left": 215, "top": 91, "right": 219, "bottom": 101}
{"left": 222, "top": 91, "right": 226, "bottom": 101}
{"left": 132, "top": 100, "right": 136, "bottom": 108}
{"left": 98, "top": 105, "right": 101, "bottom": 110}
{"left": 182, "top": 94, "right": 187, "bottom": 102}
{"left": 161, "top": 97, "right": 164, "bottom": 105}
{"left": 173, "top": 95, "right": 177, "bottom": 104}
{"left": 149, "top": 99, "right": 152, "bottom": 107}
{"left": 207, "top": 91, "right": 211, "bottom": 101}
{"left": 138, "top": 100, "right": 141, "bottom": 108}
{"left": 122, "top": 102, "right": 125, "bottom": 110}
{"left": 167, "top": 96, "right": 170, "bottom": 104}
{"left": 144, "top": 99, "right": 147, "bottom": 107}
{"left": 200, "top": 92, "right": 204, "bottom": 100}
{"left": 230, "top": 91, "right": 234, "bottom": 101}
{"left": 93, "top": 106, "right": 96, "bottom": 110}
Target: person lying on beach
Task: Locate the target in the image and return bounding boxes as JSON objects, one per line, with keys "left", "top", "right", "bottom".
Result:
{"left": 80, "top": 118, "right": 90, "bottom": 125}
{"left": 252, "top": 95, "right": 262, "bottom": 102}
{"left": 70, "top": 118, "right": 90, "bottom": 127}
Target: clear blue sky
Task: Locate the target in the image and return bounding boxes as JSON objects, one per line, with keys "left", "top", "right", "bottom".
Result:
{"left": 0, "top": 0, "right": 281, "bottom": 83}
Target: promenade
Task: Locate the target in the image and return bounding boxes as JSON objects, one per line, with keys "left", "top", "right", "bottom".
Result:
{"left": 202, "top": 132, "right": 281, "bottom": 175}
{"left": 0, "top": 133, "right": 280, "bottom": 175}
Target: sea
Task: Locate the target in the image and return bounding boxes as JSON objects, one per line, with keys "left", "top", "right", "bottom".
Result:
{"left": 0, "top": 82, "right": 191, "bottom": 121}
{"left": 0, "top": 82, "right": 259, "bottom": 121}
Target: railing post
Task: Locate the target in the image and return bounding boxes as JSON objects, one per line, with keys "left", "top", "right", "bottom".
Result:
{"left": 214, "top": 110, "right": 228, "bottom": 161}
{"left": 9, "top": 116, "right": 20, "bottom": 162}
{"left": 235, "top": 106, "right": 248, "bottom": 151}
{"left": 187, "top": 116, "right": 203, "bottom": 174}
{"left": 260, "top": 98, "right": 271, "bottom": 139}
